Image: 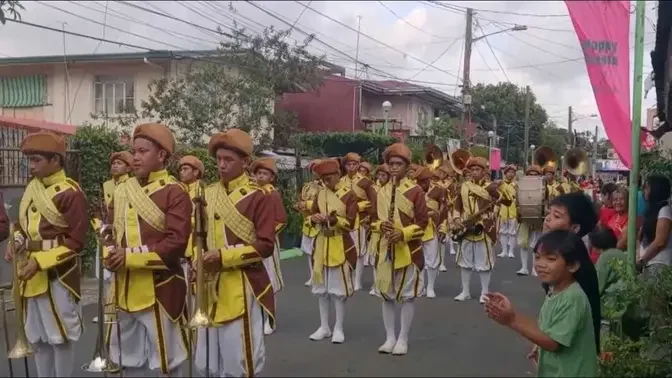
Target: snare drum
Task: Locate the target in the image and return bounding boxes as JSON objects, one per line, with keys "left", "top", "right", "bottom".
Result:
{"left": 517, "top": 176, "right": 545, "bottom": 220}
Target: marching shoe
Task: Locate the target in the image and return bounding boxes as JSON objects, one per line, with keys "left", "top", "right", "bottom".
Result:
{"left": 369, "top": 288, "right": 376, "bottom": 296}
{"left": 378, "top": 338, "right": 396, "bottom": 354}
{"left": 516, "top": 268, "right": 529, "bottom": 276}
{"left": 304, "top": 279, "right": 312, "bottom": 287}
{"left": 453, "top": 292, "right": 471, "bottom": 301}
{"left": 426, "top": 289, "right": 436, "bottom": 299}
{"left": 354, "top": 283, "right": 362, "bottom": 292}
{"left": 264, "top": 322, "right": 274, "bottom": 335}
{"left": 497, "top": 251, "right": 506, "bottom": 258}
{"left": 331, "top": 329, "right": 345, "bottom": 344}
{"left": 531, "top": 270, "right": 538, "bottom": 277}
{"left": 439, "top": 264, "right": 447, "bottom": 272}
{"left": 309, "top": 327, "right": 332, "bottom": 341}
{"left": 479, "top": 294, "right": 488, "bottom": 304}
{"left": 392, "top": 340, "right": 408, "bottom": 355}
{"left": 507, "top": 252, "right": 515, "bottom": 258}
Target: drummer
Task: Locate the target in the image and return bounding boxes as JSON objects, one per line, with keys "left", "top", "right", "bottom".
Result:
{"left": 517, "top": 165, "right": 544, "bottom": 276}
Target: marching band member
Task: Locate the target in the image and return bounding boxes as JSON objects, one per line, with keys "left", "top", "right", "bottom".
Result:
{"left": 338, "top": 153, "right": 376, "bottom": 292}
{"left": 544, "top": 165, "right": 565, "bottom": 199}
{"left": 416, "top": 167, "right": 445, "bottom": 298}
{"left": 178, "top": 155, "right": 205, "bottom": 297}
{"left": 359, "top": 161, "right": 373, "bottom": 267}
{"left": 561, "top": 170, "right": 583, "bottom": 193}
{"left": 250, "top": 157, "right": 287, "bottom": 336}
{"left": 368, "top": 163, "right": 391, "bottom": 295}
{"left": 297, "top": 161, "right": 322, "bottom": 286}
{"left": 195, "top": 129, "right": 276, "bottom": 377}
{"left": 5, "top": 131, "right": 88, "bottom": 377}
{"left": 441, "top": 163, "right": 460, "bottom": 260}
{"left": 453, "top": 156, "right": 512, "bottom": 304}
{"left": 104, "top": 123, "right": 191, "bottom": 376}
{"left": 92, "top": 151, "right": 132, "bottom": 323}
{"left": 497, "top": 165, "right": 518, "bottom": 259}
{"left": 308, "top": 158, "right": 359, "bottom": 344}
{"left": 372, "top": 143, "right": 427, "bottom": 356}
{"left": 516, "top": 165, "right": 543, "bottom": 276}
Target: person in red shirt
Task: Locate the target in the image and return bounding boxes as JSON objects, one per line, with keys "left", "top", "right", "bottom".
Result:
{"left": 598, "top": 182, "right": 618, "bottom": 226}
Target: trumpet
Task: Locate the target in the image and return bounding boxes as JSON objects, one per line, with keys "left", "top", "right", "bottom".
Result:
{"left": 7, "top": 224, "right": 34, "bottom": 362}
{"left": 82, "top": 193, "right": 122, "bottom": 376}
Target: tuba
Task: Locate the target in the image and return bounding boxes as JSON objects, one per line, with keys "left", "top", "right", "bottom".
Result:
{"left": 450, "top": 148, "right": 472, "bottom": 176}
{"left": 563, "top": 147, "right": 588, "bottom": 176}
{"left": 534, "top": 146, "right": 558, "bottom": 171}
{"left": 424, "top": 144, "right": 444, "bottom": 172}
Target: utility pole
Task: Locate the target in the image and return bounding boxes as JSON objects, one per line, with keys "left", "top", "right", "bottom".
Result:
{"left": 592, "top": 125, "right": 599, "bottom": 177}
{"left": 567, "top": 106, "right": 573, "bottom": 147}
{"left": 460, "top": 8, "right": 474, "bottom": 142}
{"left": 352, "top": 15, "right": 362, "bottom": 132}
{"left": 523, "top": 85, "right": 531, "bottom": 167}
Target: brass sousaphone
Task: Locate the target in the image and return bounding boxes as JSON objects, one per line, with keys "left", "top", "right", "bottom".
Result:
{"left": 563, "top": 147, "right": 588, "bottom": 176}
{"left": 450, "top": 148, "right": 472, "bottom": 176}
{"left": 534, "top": 146, "right": 558, "bottom": 171}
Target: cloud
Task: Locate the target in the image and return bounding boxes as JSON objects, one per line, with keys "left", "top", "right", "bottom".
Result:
{"left": 0, "top": 0, "right": 658, "bottom": 139}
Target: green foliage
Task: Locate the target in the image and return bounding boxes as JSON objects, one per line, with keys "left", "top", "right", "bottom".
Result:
{"left": 599, "top": 262, "right": 672, "bottom": 376}
{"left": 641, "top": 149, "right": 672, "bottom": 179}
{"left": 0, "top": 0, "right": 23, "bottom": 24}
{"left": 292, "top": 132, "right": 397, "bottom": 162}
{"left": 275, "top": 168, "right": 306, "bottom": 246}
{"left": 70, "top": 124, "right": 126, "bottom": 273}
{"left": 470, "top": 83, "right": 551, "bottom": 165}
{"left": 416, "top": 115, "right": 459, "bottom": 146}
{"left": 470, "top": 146, "right": 489, "bottom": 159}
{"left": 140, "top": 24, "right": 325, "bottom": 149}
{"left": 168, "top": 147, "right": 219, "bottom": 184}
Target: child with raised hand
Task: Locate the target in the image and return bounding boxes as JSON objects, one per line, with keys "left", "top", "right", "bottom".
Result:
{"left": 484, "top": 230, "right": 601, "bottom": 377}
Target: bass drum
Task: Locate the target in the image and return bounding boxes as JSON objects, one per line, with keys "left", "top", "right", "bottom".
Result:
{"left": 517, "top": 176, "right": 545, "bottom": 221}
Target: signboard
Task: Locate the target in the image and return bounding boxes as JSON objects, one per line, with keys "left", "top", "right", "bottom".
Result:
{"left": 596, "top": 159, "right": 628, "bottom": 172}
{"left": 489, "top": 148, "right": 501, "bottom": 170}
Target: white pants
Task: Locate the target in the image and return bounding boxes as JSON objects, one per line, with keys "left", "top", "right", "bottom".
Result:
{"left": 108, "top": 306, "right": 187, "bottom": 374}
{"left": 457, "top": 239, "right": 495, "bottom": 272}
{"left": 311, "top": 263, "right": 355, "bottom": 298}
{"left": 374, "top": 265, "right": 425, "bottom": 301}
{"left": 498, "top": 218, "right": 518, "bottom": 254}
{"left": 262, "top": 240, "right": 284, "bottom": 293}
{"left": 301, "top": 235, "right": 314, "bottom": 255}
{"left": 423, "top": 237, "right": 441, "bottom": 270}
{"left": 25, "top": 280, "right": 83, "bottom": 345}
{"left": 195, "top": 286, "right": 265, "bottom": 377}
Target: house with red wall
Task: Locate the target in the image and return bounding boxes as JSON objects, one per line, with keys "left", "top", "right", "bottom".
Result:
{"left": 276, "top": 75, "right": 462, "bottom": 139}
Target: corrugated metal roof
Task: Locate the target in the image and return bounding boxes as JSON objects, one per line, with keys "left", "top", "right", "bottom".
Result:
{"left": 0, "top": 115, "right": 76, "bottom": 135}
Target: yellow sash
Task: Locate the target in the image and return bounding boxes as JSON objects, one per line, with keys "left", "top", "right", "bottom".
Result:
{"left": 498, "top": 181, "right": 517, "bottom": 219}
{"left": 113, "top": 178, "right": 167, "bottom": 245}
{"left": 312, "top": 187, "right": 348, "bottom": 285}
{"left": 374, "top": 179, "right": 415, "bottom": 293}
{"left": 206, "top": 184, "right": 256, "bottom": 247}
{"left": 19, "top": 178, "right": 68, "bottom": 233}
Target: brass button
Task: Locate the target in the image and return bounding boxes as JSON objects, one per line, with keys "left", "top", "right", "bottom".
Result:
{"left": 214, "top": 213, "right": 221, "bottom": 220}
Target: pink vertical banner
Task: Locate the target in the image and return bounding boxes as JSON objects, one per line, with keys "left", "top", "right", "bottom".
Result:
{"left": 490, "top": 148, "right": 501, "bottom": 170}
{"left": 565, "top": 1, "right": 632, "bottom": 167}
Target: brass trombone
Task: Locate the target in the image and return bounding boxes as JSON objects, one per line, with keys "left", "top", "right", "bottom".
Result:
{"left": 6, "top": 224, "right": 34, "bottom": 364}
{"left": 187, "top": 182, "right": 212, "bottom": 378}
{"left": 82, "top": 194, "right": 122, "bottom": 376}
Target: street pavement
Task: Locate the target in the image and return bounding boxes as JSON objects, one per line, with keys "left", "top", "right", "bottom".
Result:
{"left": 0, "top": 252, "right": 544, "bottom": 377}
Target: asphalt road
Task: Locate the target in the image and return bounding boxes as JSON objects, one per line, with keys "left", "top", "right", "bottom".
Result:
{"left": 0, "top": 252, "right": 544, "bottom": 377}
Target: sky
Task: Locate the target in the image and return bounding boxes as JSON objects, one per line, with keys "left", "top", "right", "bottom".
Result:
{"left": 0, "top": 1, "right": 659, "bottom": 140}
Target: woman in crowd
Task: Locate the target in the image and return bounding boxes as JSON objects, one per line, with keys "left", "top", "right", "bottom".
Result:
{"left": 637, "top": 175, "right": 672, "bottom": 276}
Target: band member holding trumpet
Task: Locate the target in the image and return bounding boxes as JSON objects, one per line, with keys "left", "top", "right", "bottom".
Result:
{"left": 296, "top": 160, "right": 322, "bottom": 286}
{"left": 103, "top": 123, "right": 192, "bottom": 376}
{"left": 337, "top": 153, "right": 376, "bottom": 292}
{"left": 193, "top": 129, "right": 276, "bottom": 377}
{"left": 452, "top": 155, "right": 512, "bottom": 304}
{"left": 497, "top": 165, "right": 518, "bottom": 260}
{"left": 307, "top": 158, "right": 359, "bottom": 344}
{"left": 372, "top": 143, "right": 427, "bottom": 356}
{"left": 415, "top": 167, "right": 445, "bottom": 299}
{"left": 250, "top": 157, "right": 287, "bottom": 336}
{"left": 4, "top": 130, "right": 88, "bottom": 377}
{"left": 92, "top": 151, "right": 132, "bottom": 324}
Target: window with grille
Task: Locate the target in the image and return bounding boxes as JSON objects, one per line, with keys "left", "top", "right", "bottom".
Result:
{"left": 0, "top": 75, "right": 48, "bottom": 108}
{"left": 93, "top": 75, "right": 135, "bottom": 115}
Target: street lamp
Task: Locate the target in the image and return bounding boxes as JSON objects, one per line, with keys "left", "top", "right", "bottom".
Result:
{"left": 382, "top": 100, "right": 392, "bottom": 135}
{"left": 530, "top": 144, "right": 536, "bottom": 165}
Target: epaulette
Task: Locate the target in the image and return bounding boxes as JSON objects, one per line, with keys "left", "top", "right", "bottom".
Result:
{"left": 402, "top": 180, "right": 414, "bottom": 190}
{"left": 165, "top": 176, "right": 188, "bottom": 192}
{"left": 65, "top": 178, "right": 82, "bottom": 192}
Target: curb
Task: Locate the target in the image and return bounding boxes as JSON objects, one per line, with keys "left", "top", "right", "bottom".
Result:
{"left": 280, "top": 248, "right": 304, "bottom": 260}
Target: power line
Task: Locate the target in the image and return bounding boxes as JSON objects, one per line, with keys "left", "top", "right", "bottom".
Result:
{"left": 288, "top": 0, "right": 312, "bottom": 34}
{"left": 406, "top": 35, "right": 463, "bottom": 81}
{"left": 475, "top": 17, "right": 509, "bottom": 82}
{"left": 434, "top": 1, "right": 567, "bottom": 18}
{"left": 291, "top": 0, "right": 462, "bottom": 80}
{"left": 377, "top": 1, "right": 449, "bottom": 40}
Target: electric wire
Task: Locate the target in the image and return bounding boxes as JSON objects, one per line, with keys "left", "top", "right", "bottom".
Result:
{"left": 377, "top": 1, "right": 450, "bottom": 40}
{"left": 474, "top": 17, "right": 509, "bottom": 82}
{"left": 406, "top": 35, "right": 463, "bottom": 81}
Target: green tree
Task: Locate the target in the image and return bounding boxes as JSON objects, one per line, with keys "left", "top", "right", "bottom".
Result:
{"left": 416, "top": 115, "right": 459, "bottom": 146}
{"left": 293, "top": 132, "right": 397, "bottom": 164}
{"left": 140, "top": 25, "right": 326, "bottom": 150}
{"left": 470, "top": 82, "right": 551, "bottom": 165}
{"left": 0, "top": 0, "right": 23, "bottom": 24}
